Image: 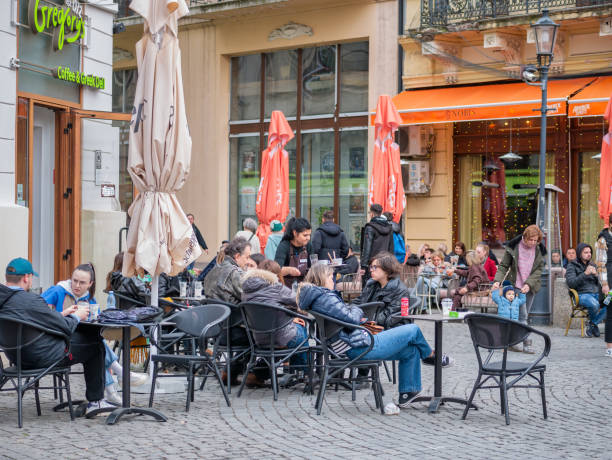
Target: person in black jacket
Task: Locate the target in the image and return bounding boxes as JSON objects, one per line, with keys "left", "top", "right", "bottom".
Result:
{"left": 187, "top": 213, "right": 208, "bottom": 254}
{"left": 0, "top": 258, "right": 111, "bottom": 414}
{"left": 566, "top": 243, "right": 607, "bottom": 337}
{"left": 311, "top": 210, "right": 349, "bottom": 261}
{"left": 353, "top": 252, "right": 412, "bottom": 328}
{"left": 360, "top": 204, "right": 394, "bottom": 278}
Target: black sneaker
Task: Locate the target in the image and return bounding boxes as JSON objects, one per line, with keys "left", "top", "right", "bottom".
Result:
{"left": 591, "top": 322, "right": 601, "bottom": 338}
{"left": 398, "top": 391, "right": 421, "bottom": 408}
{"left": 585, "top": 325, "right": 593, "bottom": 337}
{"left": 423, "top": 352, "right": 454, "bottom": 367}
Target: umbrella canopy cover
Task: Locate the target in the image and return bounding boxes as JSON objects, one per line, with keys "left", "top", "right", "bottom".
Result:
{"left": 122, "top": 0, "right": 201, "bottom": 277}
{"left": 369, "top": 95, "right": 406, "bottom": 223}
{"left": 255, "top": 111, "right": 294, "bottom": 250}
{"left": 598, "top": 96, "right": 612, "bottom": 224}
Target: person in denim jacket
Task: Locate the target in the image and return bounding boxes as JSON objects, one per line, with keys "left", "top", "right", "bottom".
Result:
{"left": 297, "top": 263, "right": 453, "bottom": 408}
{"left": 492, "top": 285, "right": 526, "bottom": 321}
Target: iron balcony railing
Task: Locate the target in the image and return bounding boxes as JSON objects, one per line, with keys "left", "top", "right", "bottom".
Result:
{"left": 420, "top": 0, "right": 612, "bottom": 28}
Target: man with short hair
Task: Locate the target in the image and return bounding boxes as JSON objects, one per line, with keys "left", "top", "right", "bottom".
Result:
{"left": 566, "top": 243, "right": 607, "bottom": 337}
{"left": 311, "top": 209, "right": 349, "bottom": 261}
{"left": 563, "top": 247, "right": 577, "bottom": 269}
{"left": 360, "top": 204, "right": 394, "bottom": 278}
{"left": 0, "top": 258, "right": 111, "bottom": 414}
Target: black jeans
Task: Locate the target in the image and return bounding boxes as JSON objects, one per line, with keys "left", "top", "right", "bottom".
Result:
{"left": 61, "top": 330, "right": 106, "bottom": 402}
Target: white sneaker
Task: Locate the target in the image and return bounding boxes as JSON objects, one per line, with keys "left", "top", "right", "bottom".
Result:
{"left": 118, "top": 372, "right": 148, "bottom": 387}
{"left": 605, "top": 349, "right": 612, "bottom": 358}
{"left": 86, "top": 399, "right": 118, "bottom": 416}
{"left": 105, "top": 385, "right": 123, "bottom": 405}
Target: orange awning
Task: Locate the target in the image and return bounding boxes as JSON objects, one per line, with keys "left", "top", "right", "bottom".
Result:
{"left": 568, "top": 76, "right": 612, "bottom": 117}
{"left": 383, "top": 77, "right": 595, "bottom": 125}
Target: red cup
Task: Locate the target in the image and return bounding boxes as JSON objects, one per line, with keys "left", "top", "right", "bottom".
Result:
{"left": 401, "top": 297, "right": 409, "bottom": 316}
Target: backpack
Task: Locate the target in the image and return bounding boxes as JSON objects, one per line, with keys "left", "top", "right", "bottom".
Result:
{"left": 393, "top": 232, "right": 406, "bottom": 264}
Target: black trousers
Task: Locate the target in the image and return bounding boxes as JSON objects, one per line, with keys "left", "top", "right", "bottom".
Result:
{"left": 60, "top": 330, "right": 106, "bottom": 402}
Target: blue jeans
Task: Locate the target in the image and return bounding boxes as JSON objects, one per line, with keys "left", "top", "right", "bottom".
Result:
{"left": 346, "top": 324, "right": 432, "bottom": 394}
{"left": 578, "top": 293, "right": 607, "bottom": 325}
{"left": 104, "top": 342, "right": 119, "bottom": 387}
{"left": 285, "top": 324, "right": 308, "bottom": 369}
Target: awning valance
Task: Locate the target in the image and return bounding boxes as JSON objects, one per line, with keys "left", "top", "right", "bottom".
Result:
{"left": 568, "top": 76, "right": 612, "bottom": 117}
{"left": 384, "top": 77, "right": 595, "bottom": 125}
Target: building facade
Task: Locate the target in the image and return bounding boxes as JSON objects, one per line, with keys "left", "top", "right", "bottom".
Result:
{"left": 1, "top": 0, "right": 128, "bottom": 299}
{"left": 114, "top": 0, "right": 399, "bottom": 258}
{"left": 398, "top": 0, "right": 612, "bottom": 253}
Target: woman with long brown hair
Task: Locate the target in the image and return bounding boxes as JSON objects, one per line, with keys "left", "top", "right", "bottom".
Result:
{"left": 297, "top": 263, "right": 453, "bottom": 408}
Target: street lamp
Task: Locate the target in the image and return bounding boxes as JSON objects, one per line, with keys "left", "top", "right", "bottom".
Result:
{"left": 530, "top": 9, "right": 559, "bottom": 231}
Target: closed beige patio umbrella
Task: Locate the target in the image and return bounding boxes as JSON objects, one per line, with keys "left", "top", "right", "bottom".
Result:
{"left": 122, "top": 0, "right": 200, "bottom": 287}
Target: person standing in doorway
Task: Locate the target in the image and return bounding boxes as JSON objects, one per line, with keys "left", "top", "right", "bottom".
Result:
{"left": 492, "top": 225, "right": 546, "bottom": 354}
{"left": 235, "top": 217, "right": 261, "bottom": 255}
{"left": 311, "top": 210, "right": 349, "bottom": 261}
{"left": 360, "top": 204, "right": 394, "bottom": 280}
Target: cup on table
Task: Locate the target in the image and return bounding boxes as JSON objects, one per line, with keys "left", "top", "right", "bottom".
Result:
{"left": 441, "top": 298, "right": 453, "bottom": 316}
{"left": 309, "top": 254, "right": 319, "bottom": 265}
{"left": 179, "top": 281, "right": 187, "bottom": 298}
{"left": 194, "top": 281, "right": 203, "bottom": 298}
{"left": 89, "top": 304, "right": 100, "bottom": 321}
{"left": 76, "top": 302, "right": 90, "bottom": 320}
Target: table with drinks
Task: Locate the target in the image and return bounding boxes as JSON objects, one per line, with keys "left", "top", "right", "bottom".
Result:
{"left": 393, "top": 309, "right": 477, "bottom": 414}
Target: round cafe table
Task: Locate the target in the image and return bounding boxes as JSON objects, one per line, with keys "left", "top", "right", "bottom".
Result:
{"left": 392, "top": 312, "right": 478, "bottom": 414}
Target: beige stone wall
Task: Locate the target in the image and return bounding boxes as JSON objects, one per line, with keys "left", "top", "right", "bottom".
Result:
{"left": 81, "top": 209, "right": 126, "bottom": 304}
{"left": 0, "top": 205, "right": 28, "bottom": 279}
{"left": 404, "top": 123, "right": 454, "bottom": 251}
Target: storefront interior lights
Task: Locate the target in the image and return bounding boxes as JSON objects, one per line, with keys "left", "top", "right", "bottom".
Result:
{"left": 499, "top": 151, "right": 522, "bottom": 162}
{"left": 592, "top": 153, "right": 602, "bottom": 160}
{"left": 483, "top": 162, "right": 500, "bottom": 171}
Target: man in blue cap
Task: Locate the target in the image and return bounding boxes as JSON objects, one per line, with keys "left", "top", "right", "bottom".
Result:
{"left": 0, "top": 258, "right": 114, "bottom": 415}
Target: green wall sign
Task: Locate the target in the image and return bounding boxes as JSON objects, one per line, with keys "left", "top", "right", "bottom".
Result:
{"left": 28, "top": 0, "right": 85, "bottom": 52}
{"left": 54, "top": 66, "right": 105, "bottom": 90}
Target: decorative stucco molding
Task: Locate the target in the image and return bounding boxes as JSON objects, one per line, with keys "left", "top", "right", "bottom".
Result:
{"left": 268, "top": 22, "right": 313, "bottom": 41}
{"left": 421, "top": 41, "right": 460, "bottom": 84}
{"left": 483, "top": 32, "right": 523, "bottom": 76}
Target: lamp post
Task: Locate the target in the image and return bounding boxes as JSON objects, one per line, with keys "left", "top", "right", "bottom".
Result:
{"left": 531, "top": 9, "right": 559, "bottom": 231}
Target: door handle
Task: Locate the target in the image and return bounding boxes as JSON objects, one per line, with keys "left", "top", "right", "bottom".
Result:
{"left": 62, "top": 249, "right": 72, "bottom": 261}
{"left": 63, "top": 187, "right": 72, "bottom": 199}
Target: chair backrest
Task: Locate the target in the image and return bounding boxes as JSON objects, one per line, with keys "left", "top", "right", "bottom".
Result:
{"left": 173, "top": 305, "right": 231, "bottom": 342}
{"left": 568, "top": 289, "right": 579, "bottom": 308}
{"left": 355, "top": 302, "right": 385, "bottom": 322}
{"left": 200, "top": 298, "right": 241, "bottom": 328}
{"left": 464, "top": 313, "right": 529, "bottom": 350}
{"left": 0, "top": 317, "right": 67, "bottom": 367}
{"left": 239, "top": 302, "right": 294, "bottom": 335}
{"left": 339, "top": 273, "right": 361, "bottom": 292}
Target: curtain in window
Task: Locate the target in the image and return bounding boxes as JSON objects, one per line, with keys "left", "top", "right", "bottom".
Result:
{"left": 457, "top": 155, "right": 483, "bottom": 249}
{"left": 579, "top": 152, "right": 601, "bottom": 245}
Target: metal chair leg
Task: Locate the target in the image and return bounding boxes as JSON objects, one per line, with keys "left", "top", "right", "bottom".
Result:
{"left": 64, "top": 373, "right": 75, "bottom": 421}
{"left": 540, "top": 371, "right": 547, "bottom": 419}
{"left": 148, "top": 361, "right": 158, "bottom": 408}
{"left": 462, "top": 373, "right": 481, "bottom": 420}
{"left": 502, "top": 376, "right": 510, "bottom": 425}
{"left": 34, "top": 380, "right": 41, "bottom": 416}
{"left": 211, "top": 361, "right": 231, "bottom": 407}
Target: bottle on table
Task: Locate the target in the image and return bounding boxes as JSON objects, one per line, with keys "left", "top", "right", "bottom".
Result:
{"left": 107, "top": 291, "right": 116, "bottom": 310}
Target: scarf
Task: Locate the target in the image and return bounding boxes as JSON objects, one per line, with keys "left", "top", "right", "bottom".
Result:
{"left": 516, "top": 239, "right": 536, "bottom": 289}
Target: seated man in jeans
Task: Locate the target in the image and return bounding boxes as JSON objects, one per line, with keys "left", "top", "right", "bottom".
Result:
{"left": 566, "top": 244, "right": 607, "bottom": 337}
{"left": 0, "top": 258, "right": 113, "bottom": 415}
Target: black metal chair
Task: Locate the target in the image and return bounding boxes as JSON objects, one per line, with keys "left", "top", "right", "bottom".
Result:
{"left": 236, "top": 302, "right": 313, "bottom": 401}
{"left": 310, "top": 311, "right": 385, "bottom": 415}
{"left": 462, "top": 313, "right": 551, "bottom": 425}
{"left": 148, "top": 305, "right": 231, "bottom": 411}
{"left": 202, "top": 298, "right": 250, "bottom": 394}
{"left": 0, "top": 317, "right": 76, "bottom": 427}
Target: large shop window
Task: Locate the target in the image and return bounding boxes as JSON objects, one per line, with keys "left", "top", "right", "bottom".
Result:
{"left": 578, "top": 152, "right": 601, "bottom": 245}
{"left": 229, "top": 42, "right": 369, "bottom": 249}
{"left": 454, "top": 119, "right": 559, "bottom": 250}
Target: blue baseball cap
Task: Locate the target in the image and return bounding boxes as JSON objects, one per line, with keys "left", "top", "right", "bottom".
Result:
{"left": 6, "top": 258, "right": 38, "bottom": 277}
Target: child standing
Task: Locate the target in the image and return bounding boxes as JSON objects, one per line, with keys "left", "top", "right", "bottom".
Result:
{"left": 492, "top": 284, "right": 526, "bottom": 321}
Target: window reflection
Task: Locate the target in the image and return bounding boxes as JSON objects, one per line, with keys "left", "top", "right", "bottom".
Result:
{"left": 230, "top": 55, "right": 261, "bottom": 121}
{"left": 340, "top": 42, "right": 369, "bottom": 114}
{"left": 229, "top": 135, "right": 260, "bottom": 232}
{"left": 265, "top": 50, "right": 298, "bottom": 118}
{"left": 301, "top": 131, "right": 335, "bottom": 225}
{"left": 302, "top": 46, "right": 336, "bottom": 116}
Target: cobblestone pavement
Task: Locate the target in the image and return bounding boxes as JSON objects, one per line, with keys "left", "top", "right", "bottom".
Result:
{"left": 0, "top": 322, "right": 610, "bottom": 460}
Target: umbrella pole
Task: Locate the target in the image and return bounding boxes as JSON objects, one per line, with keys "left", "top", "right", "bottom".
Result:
{"left": 149, "top": 275, "right": 159, "bottom": 378}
